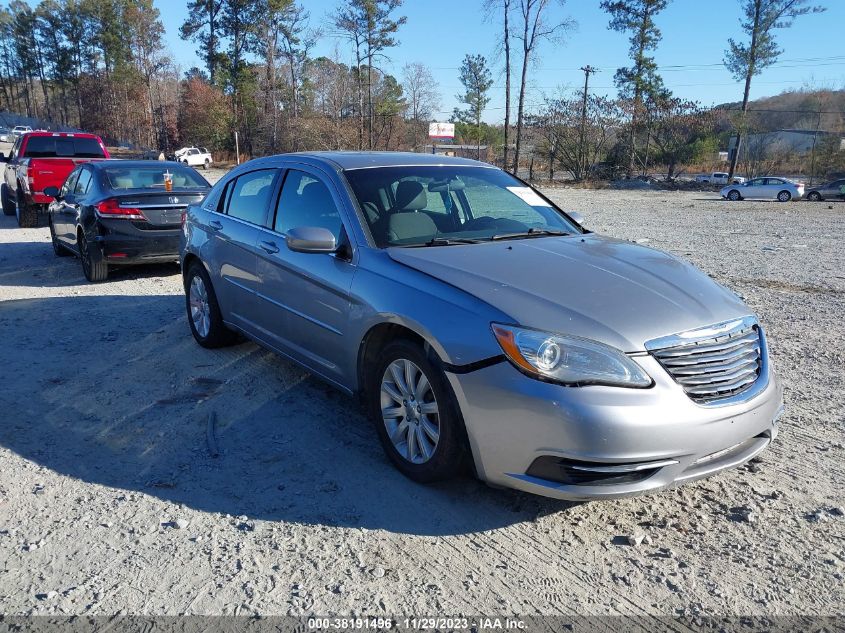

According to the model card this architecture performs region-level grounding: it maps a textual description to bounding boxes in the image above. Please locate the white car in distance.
[175,146,212,170]
[721,177,805,202]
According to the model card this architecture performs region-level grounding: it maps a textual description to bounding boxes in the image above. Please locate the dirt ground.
[0,187,843,619]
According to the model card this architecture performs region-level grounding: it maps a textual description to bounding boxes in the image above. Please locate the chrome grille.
[647,318,763,404]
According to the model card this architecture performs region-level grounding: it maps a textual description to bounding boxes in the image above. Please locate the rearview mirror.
[568,211,584,225]
[286,226,337,254]
[43,186,61,199]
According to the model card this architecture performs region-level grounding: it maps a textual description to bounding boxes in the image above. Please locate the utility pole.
[809,109,821,186]
[579,65,597,180]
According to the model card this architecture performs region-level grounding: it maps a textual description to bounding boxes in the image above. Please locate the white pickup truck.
[696,172,746,185]
[174,146,212,169]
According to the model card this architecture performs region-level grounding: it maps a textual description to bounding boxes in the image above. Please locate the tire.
[727,189,742,201]
[368,339,467,483]
[1,183,15,216]
[777,190,792,202]
[807,191,822,202]
[78,230,108,282]
[203,159,210,170]
[15,193,38,228]
[49,219,70,257]
[184,261,238,348]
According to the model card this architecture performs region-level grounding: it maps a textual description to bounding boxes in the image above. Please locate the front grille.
[648,318,762,404]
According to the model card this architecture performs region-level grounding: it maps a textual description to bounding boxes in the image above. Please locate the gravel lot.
[0,185,843,619]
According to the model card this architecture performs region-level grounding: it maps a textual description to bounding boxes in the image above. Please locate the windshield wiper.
[490,228,571,241]
[419,236,486,247]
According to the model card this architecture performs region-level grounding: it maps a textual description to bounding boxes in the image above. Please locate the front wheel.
[777,190,792,202]
[184,261,237,348]
[806,191,822,202]
[727,189,741,201]
[1,184,15,216]
[49,219,70,256]
[369,339,467,483]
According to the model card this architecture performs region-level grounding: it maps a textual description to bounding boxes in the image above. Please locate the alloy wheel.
[380,358,440,464]
[777,191,791,202]
[189,275,211,338]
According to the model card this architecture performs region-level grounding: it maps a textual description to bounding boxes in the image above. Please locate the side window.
[62,169,80,196]
[225,169,277,226]
[274,169,342,240]
[74,168,92,195]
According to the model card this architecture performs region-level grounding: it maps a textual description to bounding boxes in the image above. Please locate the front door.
[252,167,357,387]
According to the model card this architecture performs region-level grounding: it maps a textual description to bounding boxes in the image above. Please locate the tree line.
[0,0,838,181]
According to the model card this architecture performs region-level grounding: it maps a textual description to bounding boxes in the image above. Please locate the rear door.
[251,166,357,386]
[202,168,280,331]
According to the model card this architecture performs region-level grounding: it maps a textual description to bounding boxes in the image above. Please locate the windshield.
[103,165,209,190]
[344,165,579,247]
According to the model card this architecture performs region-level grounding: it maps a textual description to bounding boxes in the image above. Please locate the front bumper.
[446,354,783,501]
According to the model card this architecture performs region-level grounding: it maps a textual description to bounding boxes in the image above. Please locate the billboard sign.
[428,122,455,140]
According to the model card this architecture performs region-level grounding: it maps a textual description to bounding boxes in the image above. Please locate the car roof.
[22,131,101,139]
[278,151,495,170]
[89,159,197,170]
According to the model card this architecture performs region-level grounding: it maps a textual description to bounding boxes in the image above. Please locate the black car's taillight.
[95,198,146,221]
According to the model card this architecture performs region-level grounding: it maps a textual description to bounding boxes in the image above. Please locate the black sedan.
[45,160,210,282]
[805,178,845,202]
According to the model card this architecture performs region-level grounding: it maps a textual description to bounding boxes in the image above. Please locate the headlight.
[491,323,652,388]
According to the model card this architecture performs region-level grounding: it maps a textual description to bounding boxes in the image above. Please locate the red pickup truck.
[1,131,109,227]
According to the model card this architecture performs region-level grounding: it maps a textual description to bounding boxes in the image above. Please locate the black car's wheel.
[1,184,15,216]
[368,339,467,483]
[15,192,38,228]
[807,191,822,202]
[49,219,70,257]
[777,190,792,202]
[184,261,237,348]
[727,189,742,201]
[78,230,108,282]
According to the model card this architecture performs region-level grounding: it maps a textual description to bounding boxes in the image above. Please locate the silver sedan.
[721,177,804,201]
[180,152,783,501]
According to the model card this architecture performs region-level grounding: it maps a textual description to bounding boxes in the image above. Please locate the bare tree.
[401,62,440,151]
[512,0,575,174]
[483,0,513,170]
[724,0,825,183]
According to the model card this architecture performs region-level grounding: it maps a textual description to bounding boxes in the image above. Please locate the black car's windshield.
[103,165,209,190]
[343,165,579,247]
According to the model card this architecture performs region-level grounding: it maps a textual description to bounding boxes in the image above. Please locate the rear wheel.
[807,191,822,202]
[777,190,792,202]
[727,189,741,201]
[49,219,70,257]
[184,261,237,348]
[78,230,108,282]
[15,193,38,228]
[1,184,15,216]
[368,339,467,483]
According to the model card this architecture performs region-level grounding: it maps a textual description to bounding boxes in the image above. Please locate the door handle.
[259,240,279,254]
[209,220,223,231]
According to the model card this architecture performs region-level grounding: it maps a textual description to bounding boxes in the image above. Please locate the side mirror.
[0,152,6,163]
[568,211,585,225]
[286,226,337,254]
[43,185,61,199]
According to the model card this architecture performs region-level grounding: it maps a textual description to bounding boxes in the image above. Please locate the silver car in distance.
[180,152,784,501]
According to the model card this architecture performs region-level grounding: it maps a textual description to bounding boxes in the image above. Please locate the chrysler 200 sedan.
[180,152,784,501]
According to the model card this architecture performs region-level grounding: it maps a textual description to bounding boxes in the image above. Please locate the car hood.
[388,234,751,352]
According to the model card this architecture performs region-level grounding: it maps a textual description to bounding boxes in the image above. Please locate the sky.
[156,0,844,123]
